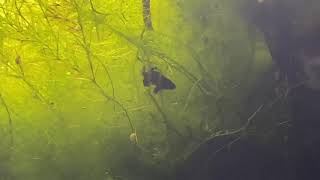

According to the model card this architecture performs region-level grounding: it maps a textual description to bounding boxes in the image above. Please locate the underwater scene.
[0,0,320,179]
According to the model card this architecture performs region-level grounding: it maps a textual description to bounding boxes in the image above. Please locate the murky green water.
[0,0,282,180]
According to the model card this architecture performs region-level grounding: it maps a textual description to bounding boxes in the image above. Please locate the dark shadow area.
[176,1,320,179]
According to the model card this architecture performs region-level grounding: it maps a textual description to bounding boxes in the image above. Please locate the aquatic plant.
[0,0,280,179]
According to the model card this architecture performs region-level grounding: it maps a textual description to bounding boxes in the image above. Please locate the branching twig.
[188,104,265,161]
[153,51,212,96]
[150,31,217,91]
[267,80,306,109]
[92,80,134,132]
[92,55,116,103]
[73,1,96,81]
[72,0,135,133]
[89,0,110,16]
[207,135,242,161]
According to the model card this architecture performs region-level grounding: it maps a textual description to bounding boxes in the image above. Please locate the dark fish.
[142,67,176,93]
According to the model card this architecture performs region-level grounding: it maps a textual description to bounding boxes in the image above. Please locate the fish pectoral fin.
[161,77,176,89]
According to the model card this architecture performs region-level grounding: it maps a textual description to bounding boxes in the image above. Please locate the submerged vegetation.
[0,0,286,179]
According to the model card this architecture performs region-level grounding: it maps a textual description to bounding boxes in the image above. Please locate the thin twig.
[0,94,13,146]
[207,135,242,161]
[72,0,134,132]
[92,80,134,132]
[73,0,96,81]
[147,91,184,137]
[142,0,153,30]
[188,104,264,160]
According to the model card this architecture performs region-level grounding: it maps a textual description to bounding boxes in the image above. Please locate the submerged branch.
[100,62,115,101]
[142,0,153,30]
[154,31,216,87]
[147,91,184,138]
[153,51,212,96]
[98,59,116,111]
[72,0,98,82]
[94,24,214,98]
[92,80,135,133]
[72,1,134,133]
[187,104,265,160]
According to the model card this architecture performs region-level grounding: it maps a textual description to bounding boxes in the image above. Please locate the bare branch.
[142,0,153,30]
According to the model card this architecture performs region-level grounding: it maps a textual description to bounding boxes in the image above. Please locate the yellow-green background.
[0,0,273,179]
